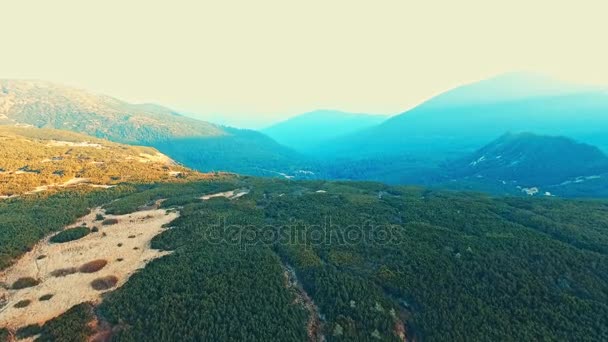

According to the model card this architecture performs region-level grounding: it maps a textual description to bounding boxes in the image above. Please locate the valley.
[1,76,608,341]
[3,2,607,341]
[1,178,607,341]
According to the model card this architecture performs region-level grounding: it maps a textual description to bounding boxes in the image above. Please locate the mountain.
[2,178,608,340]
[262,110,387,153]
[0,80,224,144]
[153,127,317,178]
[0,126,206,197]
[320,73,608,160]
[0,80,311,178]
[441,133,608,197]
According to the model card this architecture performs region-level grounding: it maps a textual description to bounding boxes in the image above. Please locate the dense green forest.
[1,178,608,341]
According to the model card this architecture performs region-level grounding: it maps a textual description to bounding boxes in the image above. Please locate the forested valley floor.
[1,177,607,341]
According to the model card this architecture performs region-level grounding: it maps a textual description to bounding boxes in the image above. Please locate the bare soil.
[0,206,177,330]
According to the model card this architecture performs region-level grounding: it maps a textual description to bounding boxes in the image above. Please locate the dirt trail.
[282,263,325,342]
[0,206,178,330]
[200,189,249,201]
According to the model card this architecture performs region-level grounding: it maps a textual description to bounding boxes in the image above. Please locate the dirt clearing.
[0,206,178,330]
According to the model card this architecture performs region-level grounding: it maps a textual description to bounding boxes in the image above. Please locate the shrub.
[12,277,39,289]
[50,227,90,243]
[37,255,47,260]
[14,299,31,308]
[91,276,118,291]
[50,267,78,277]
[37,303,94,342]
[39,294,54,301]
[79,260,108,273]
[16,324,42,339]
[0,328,9,342]
[95,214,105,221]
[102,218,119,226]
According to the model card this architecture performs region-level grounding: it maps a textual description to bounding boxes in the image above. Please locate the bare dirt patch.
[200,189,250,201]
[0,206,178,330]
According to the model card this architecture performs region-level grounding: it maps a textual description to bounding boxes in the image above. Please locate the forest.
[1,177,607,341]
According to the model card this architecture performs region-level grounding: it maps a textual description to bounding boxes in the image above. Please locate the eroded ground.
[0,206,178,330]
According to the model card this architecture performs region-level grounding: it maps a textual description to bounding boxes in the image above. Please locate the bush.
[79,260,107,273]
[50,267,78,277]
[39,294,54,301]
[14,299,31,308]
[95,213,105,221]
[0,328,10,341]
[91,276,118,291]
[12,277,39,289]
[91,226,99,233]
[102,218,119,226]
[16,324,42,339]
[50,227,90,243]
[37,303,94,342]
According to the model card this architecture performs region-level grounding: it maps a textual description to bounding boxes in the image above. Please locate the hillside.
[319,73,608,160]
[152,127,317,179]
[0,80,317,178]
[0,126,206,197]
[262,110,387,153]
[447,133,608,184]
[0,80,224,144]
[441,133,608,197]
[1,179,607,341]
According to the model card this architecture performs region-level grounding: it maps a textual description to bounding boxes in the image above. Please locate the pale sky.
[2,0,607,128]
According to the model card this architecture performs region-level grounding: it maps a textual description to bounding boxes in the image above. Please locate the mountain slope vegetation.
[152,127,316,178]
[1,179,607,341]
[0,126,206,196]
[0,80,315,178]
[0,80,224,144]
[440,133,608,197]
[319,73,608,160]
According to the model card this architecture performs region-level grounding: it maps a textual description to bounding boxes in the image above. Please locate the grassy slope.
[0,126,209,196]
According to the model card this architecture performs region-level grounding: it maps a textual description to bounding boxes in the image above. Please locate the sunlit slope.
[0,126,206,196]
[0,80,224,144]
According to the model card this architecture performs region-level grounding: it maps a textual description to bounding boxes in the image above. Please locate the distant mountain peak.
[448,132,608,186]
[424,72,603,108]
[263,110,387,152]
[0,79,224,144]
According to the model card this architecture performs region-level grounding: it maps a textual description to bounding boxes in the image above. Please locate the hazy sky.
[3,0,607,128]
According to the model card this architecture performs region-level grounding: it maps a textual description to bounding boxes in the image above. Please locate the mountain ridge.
[317,73,608,160]
[262,109,388,153]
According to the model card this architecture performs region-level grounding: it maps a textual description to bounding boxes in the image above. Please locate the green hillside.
[2,178,607,341]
